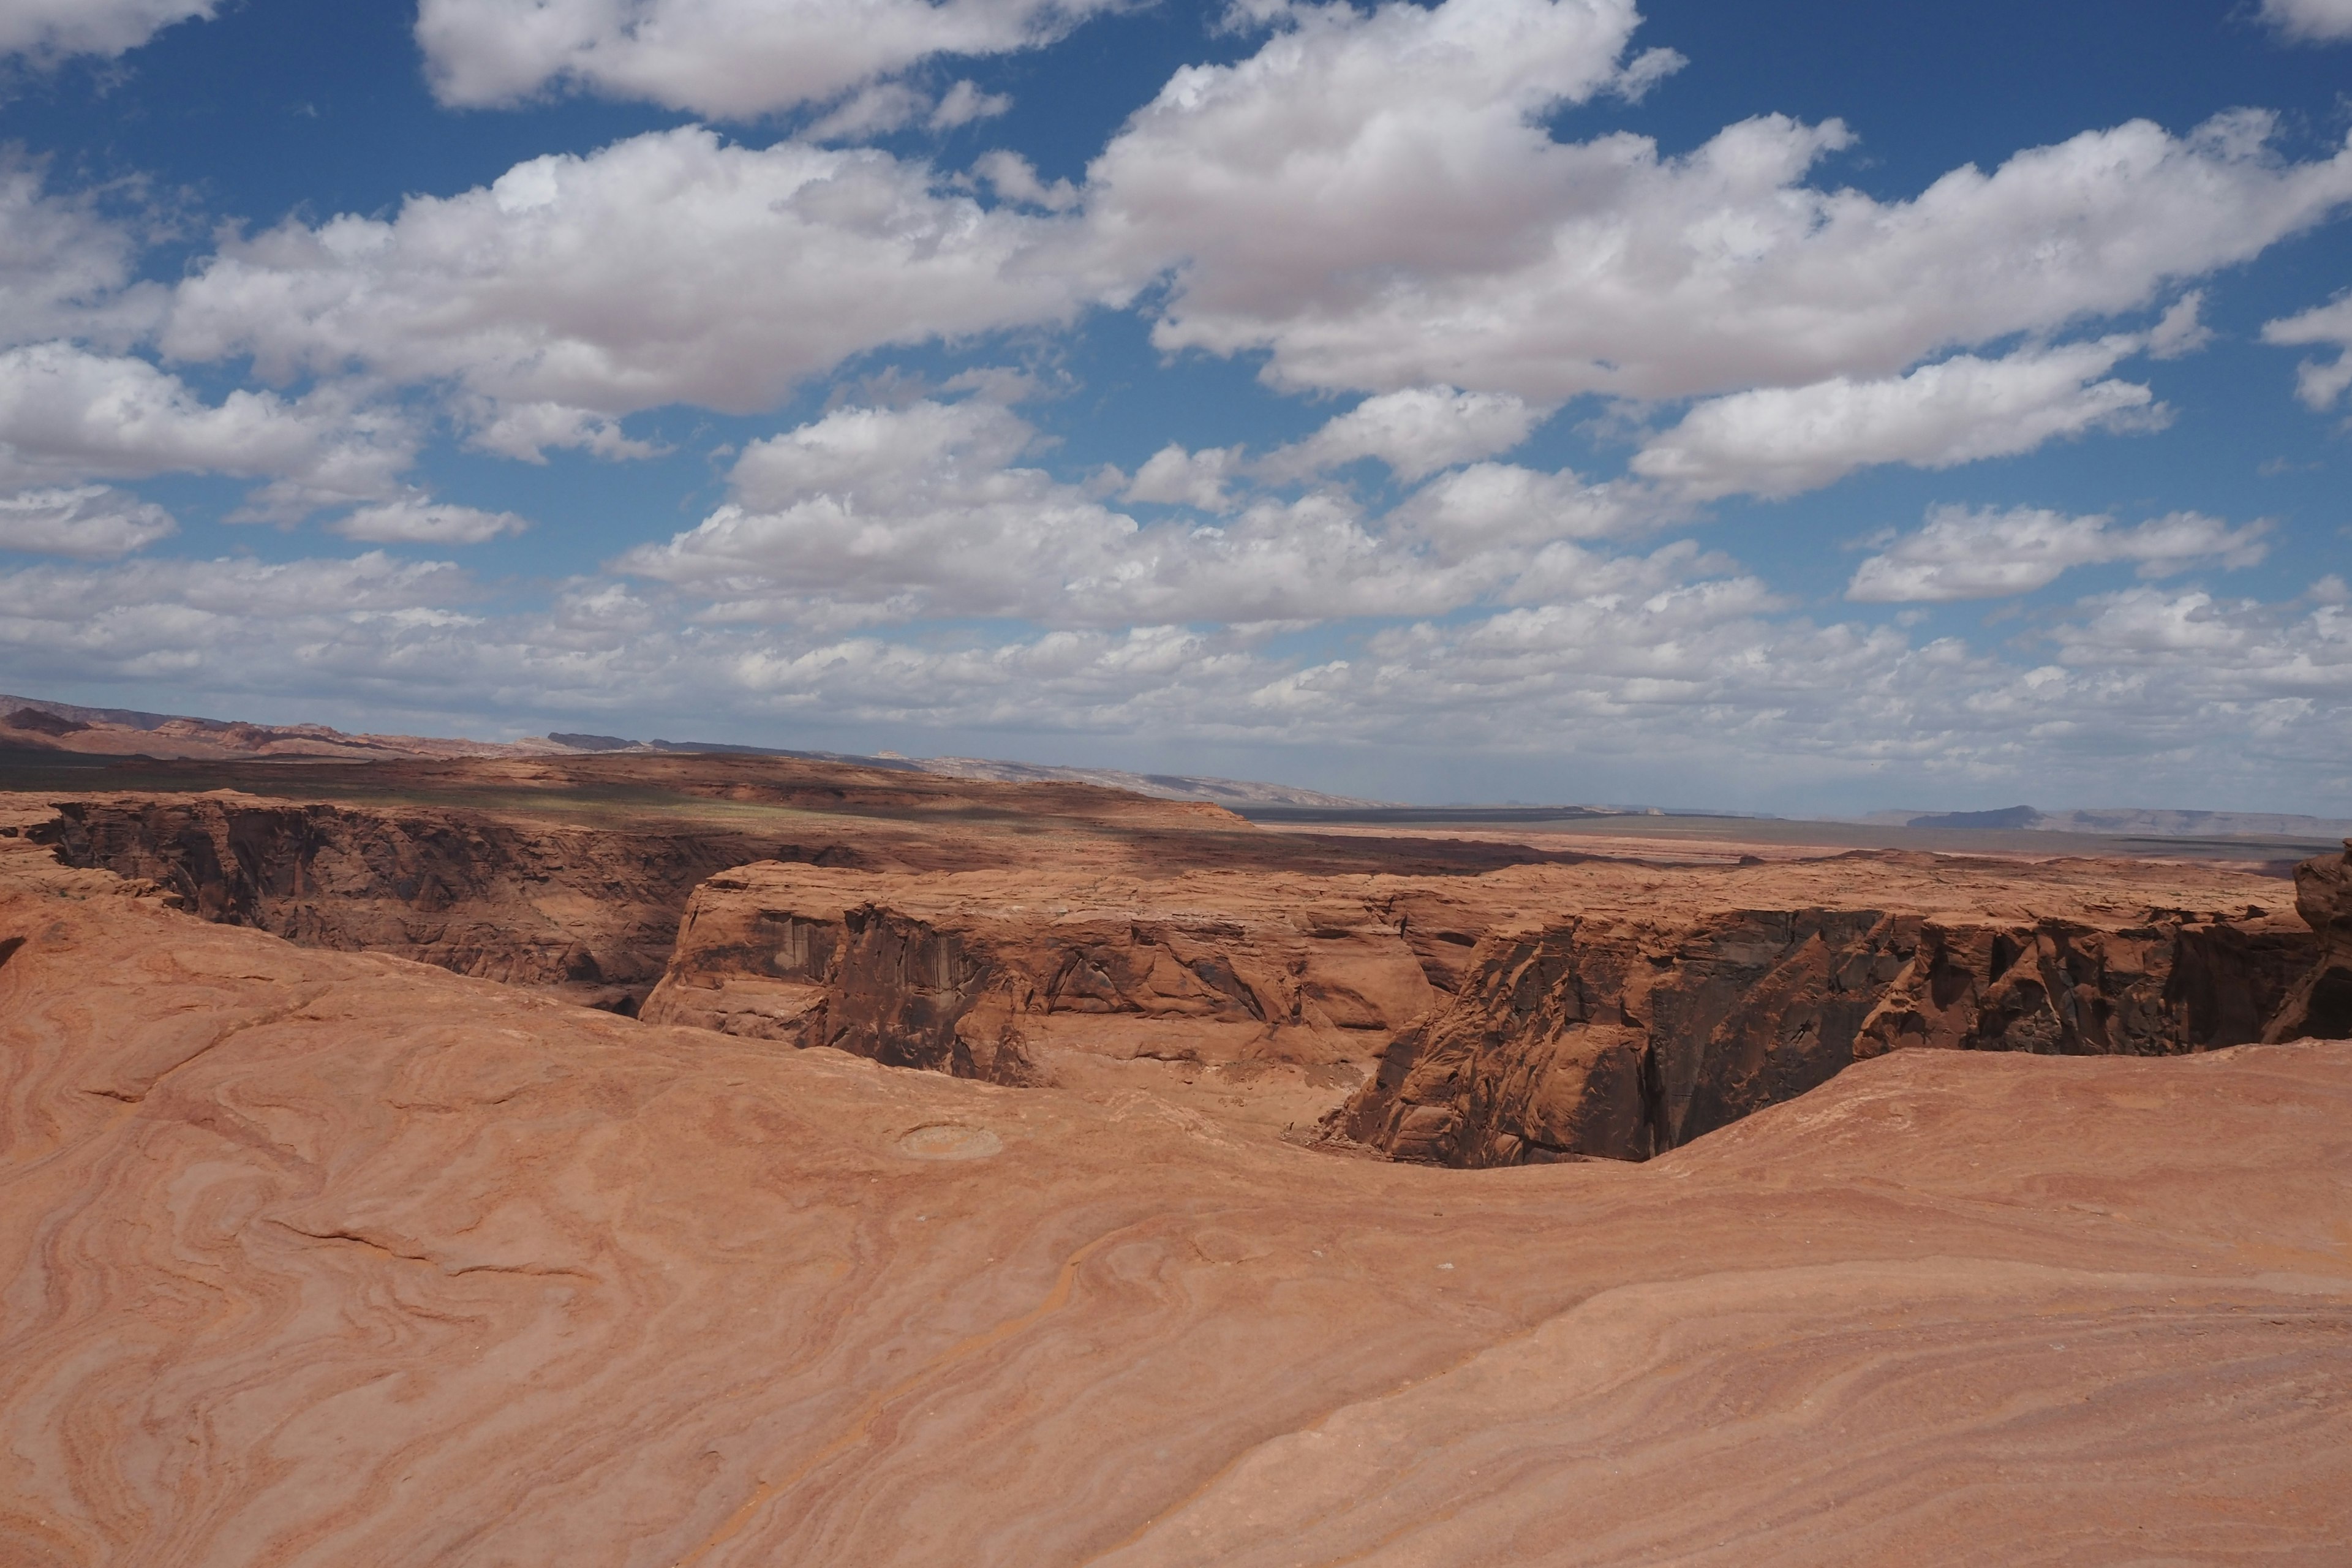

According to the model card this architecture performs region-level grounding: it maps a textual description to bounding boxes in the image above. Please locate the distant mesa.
[5,707,88,737]
[547,732,639,752]
[1907,805,2045,829]
[1884,803,2352,840]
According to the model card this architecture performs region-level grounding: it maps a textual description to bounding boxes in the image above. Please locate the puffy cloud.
[331,497,531,546]
[1847,505,2271,603]
[2261,291,2352,410]
[1631,339,2164,501]
[0,485,175,558]
[931,79,1014,129]
[1125,443,1244,513]
[973,151,1080,212]
[2261,0,2352,42]
[413,0,1116,118]
[0,342,414,517]
[1257,385,1544,483]
[2147,292,2212,360]
[0,158,160,350]
[0,0,213,62]
[0,552,481,693]
[1385,461,1637,553]
[162,129,1096,451]
[622,398,1145,625]
[13,526,2346,807]
[621,398,1497,627]
[1085,0,2352,401]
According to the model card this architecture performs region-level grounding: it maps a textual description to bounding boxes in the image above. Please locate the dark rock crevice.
[1335,892,2330,1168]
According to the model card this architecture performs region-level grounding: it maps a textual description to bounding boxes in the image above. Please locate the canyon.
[3,748,2350,1564]
[17,752,2346,1161]
[1,804,2348,1565]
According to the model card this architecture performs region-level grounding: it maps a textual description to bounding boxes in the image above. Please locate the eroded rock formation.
[31,794,784,1001]
[640,864,1494,1084]
[2,818,2347,1565]
[2266,839,2352,1042]
[17,755,1578,1012]
[639,851,2320,1162]
[1333,860,2317,1166]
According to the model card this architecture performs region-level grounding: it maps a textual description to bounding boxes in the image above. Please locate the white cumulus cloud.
[0,342,414,518]
[331,497,531,546]
[0,0,213,62]
[2262,291,2352,409]
[1125,443,1245,513]
[1847,505,2271,603]
[163,129,1095,453]
[1084,0,2352,402]
[621,398,1499,628]
[0,485,175,558]
[413,0,1117,118]
[1257,386,1545,483]
[2262,0,2352,42]
[0,157,162,350]
[1631,339,2165,501]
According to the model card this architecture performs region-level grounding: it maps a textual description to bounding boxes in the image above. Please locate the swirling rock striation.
[1,830,2346,1565]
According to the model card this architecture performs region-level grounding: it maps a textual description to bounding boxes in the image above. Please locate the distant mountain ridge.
[1871,804,2352,840]
[0,695,1387,809]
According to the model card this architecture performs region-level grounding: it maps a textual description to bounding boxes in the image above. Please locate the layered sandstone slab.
[20,755,1570,1011]
[31,792,790,996]
[2267,840,2352,1042]
[639,862,1512,1084]
[1323,850,2313,1165]
[635,851,2309,1160]
[2,840,2346,1565]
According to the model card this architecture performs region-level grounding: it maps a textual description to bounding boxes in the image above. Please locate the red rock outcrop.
[2266,839,2352,1041]
[2,829,2346,1565]
[18,754,1580,1011]
[640,863,1494,1085]
[31,793,793,1001]
[1332,855,2313,1166]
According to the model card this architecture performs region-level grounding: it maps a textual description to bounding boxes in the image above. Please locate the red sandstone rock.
[639,863,1480,1083]
[2266,839,2352,1041]
[1333,855,2313,1166]
[0,831,2346,1565]
[23,756,1564,1012]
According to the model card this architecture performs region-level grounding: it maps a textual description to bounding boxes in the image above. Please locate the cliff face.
[2265,840,2352,1042]
[638,864,1479,1084]
[7,812,2350,1566]
[1338,902,2315,1166]
[31,796,783,1001]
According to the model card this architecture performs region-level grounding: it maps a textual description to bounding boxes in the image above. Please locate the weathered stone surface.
[32,793,782,998]
[2266,839,2352,1042]
[21,754,1583,1014]
[641,864,1472,1085]
[1335,856,2316,1166]
[2,832,2347,1566]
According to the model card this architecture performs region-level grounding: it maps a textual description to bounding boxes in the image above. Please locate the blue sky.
[0,0,2348,812]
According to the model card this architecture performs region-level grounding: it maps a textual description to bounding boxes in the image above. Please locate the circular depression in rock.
[894,1123,1005,1161]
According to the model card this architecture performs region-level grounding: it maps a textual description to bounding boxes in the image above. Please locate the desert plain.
[2,726,2349,1566]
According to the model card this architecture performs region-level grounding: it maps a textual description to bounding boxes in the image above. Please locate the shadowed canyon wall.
[2266,842,2352,1043]
[28,797,794,1002]
[24,780,2346,1167]
[638,864,1495,1086]
[1336,897,2324,1166]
